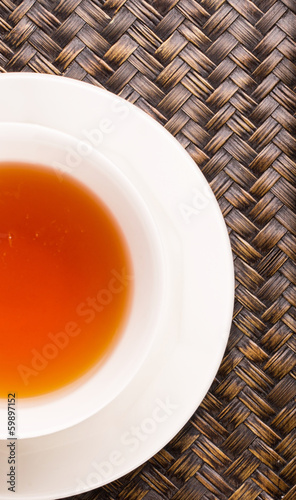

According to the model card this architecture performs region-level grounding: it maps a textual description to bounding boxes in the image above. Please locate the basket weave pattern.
[0,1,295,499]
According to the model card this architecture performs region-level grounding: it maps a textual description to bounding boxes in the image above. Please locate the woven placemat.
[1,1,295,499]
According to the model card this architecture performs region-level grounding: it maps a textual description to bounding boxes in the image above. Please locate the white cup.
[0,123,166,439]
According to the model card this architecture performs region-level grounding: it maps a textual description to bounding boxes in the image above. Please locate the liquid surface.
[0,162,133,398]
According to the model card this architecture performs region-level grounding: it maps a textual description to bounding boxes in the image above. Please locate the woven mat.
[1,1,295,499]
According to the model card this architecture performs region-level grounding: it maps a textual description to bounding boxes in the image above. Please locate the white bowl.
[0,123,167,439]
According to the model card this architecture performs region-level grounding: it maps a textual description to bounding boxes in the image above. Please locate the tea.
[0,162,133,398]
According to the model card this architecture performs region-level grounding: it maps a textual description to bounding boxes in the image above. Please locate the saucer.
[0,73,234,499]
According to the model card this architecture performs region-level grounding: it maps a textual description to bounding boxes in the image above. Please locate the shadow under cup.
[0,123,166,439]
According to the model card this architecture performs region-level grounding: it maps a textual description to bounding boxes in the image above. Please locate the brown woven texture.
[1,1,296,499]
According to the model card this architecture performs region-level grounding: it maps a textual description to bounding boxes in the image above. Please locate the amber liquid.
[0,162,133,398]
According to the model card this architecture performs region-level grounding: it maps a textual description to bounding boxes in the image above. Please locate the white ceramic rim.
[0,122,168,439]
[0,73,234,499]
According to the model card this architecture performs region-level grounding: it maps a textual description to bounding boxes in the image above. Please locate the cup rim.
[0,122,168,439]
